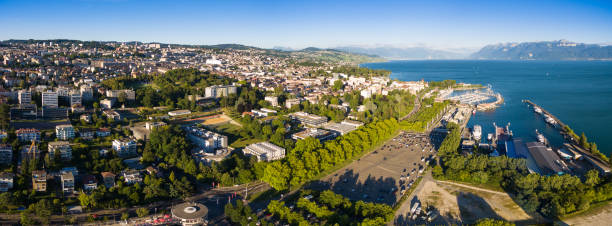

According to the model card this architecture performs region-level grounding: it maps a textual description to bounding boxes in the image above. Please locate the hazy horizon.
[1,0,611,50]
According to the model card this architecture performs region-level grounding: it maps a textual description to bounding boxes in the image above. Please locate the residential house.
[122,170,142,185]
[82,175,98,191]
[32,170,47,192]
[61,172,75,194]
[100,172,116,188]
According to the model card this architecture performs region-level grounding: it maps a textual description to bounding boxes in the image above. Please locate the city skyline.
[1,0,612,50]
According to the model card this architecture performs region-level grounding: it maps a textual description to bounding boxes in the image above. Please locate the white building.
[18,90,31,105]
[185,126,228,152]
[168,110,191,116]
[285,98,302,109]
[145,121,167,130]
[244,142,285,161]
[42,91,59,107]
[55,124,75,140]
[122,170,142,184]
[100,98,115,109]
[251,108,277,117]
[112,139,137,157]
[204,85,237,98]
[264,96,279,107]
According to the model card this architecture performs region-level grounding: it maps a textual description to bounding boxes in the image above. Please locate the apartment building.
[55,124,75,140]
[32,170,47,192]
[48,141,72,161]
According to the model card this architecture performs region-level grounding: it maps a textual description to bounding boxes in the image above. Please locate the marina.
[442,86,504,111]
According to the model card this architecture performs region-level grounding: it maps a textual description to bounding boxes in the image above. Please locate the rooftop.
[172,202,208,220]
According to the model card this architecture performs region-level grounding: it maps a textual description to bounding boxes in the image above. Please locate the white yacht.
[472,125,482,141]
[534,106,543,114]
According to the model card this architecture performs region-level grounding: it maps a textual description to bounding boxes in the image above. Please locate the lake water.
[362,60,612,156]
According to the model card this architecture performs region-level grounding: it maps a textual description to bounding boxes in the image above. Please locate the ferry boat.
[472,125,482,141]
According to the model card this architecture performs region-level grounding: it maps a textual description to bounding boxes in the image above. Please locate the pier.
[524,99,611,174]
[523,100,568,129]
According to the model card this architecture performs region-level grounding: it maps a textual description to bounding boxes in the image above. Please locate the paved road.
[401,94,422,121]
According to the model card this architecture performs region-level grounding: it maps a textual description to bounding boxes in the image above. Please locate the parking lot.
[311,131,441,206]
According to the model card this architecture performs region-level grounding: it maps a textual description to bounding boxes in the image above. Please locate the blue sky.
[1,0,611,49]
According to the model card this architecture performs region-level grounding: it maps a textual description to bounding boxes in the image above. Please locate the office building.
[42,91,58,107]
[17,90,31,105]
[244,142,285,161]
[291,128,336,141]
[289,112,328,127]
[69,90,82,106]
[41,106,68,119]
[204,85,237,98]
[185,126,228,152]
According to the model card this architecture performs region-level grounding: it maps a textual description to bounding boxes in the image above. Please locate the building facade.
[55,124,75,140]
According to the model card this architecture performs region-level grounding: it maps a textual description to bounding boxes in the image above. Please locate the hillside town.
[1,40,611,226]
[0,40,433,225]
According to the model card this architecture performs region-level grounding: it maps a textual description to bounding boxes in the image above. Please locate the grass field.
[230,138,264,148]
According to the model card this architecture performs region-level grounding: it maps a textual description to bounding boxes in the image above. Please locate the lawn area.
[213,123,242,135]
[230,138,264,148]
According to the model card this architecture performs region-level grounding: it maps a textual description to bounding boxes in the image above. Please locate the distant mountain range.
[5,39,611,61]
[470,40,612,60]
[331,46,471,60]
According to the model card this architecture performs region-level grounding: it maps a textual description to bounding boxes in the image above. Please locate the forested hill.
[471,40,612,60]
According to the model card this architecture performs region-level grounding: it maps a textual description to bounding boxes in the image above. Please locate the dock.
[524,99,611,174]
[523,100,568,129]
